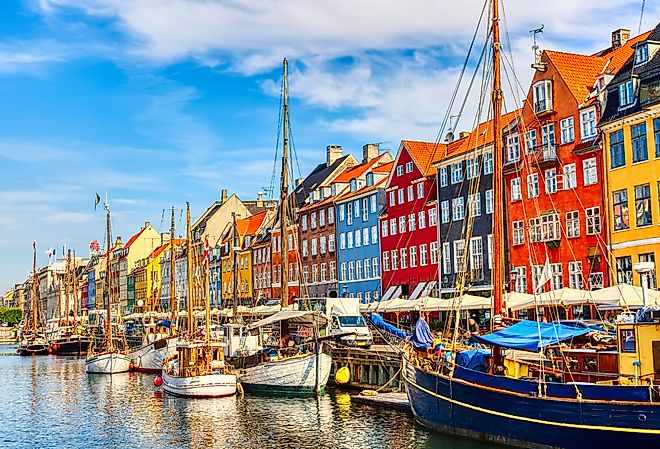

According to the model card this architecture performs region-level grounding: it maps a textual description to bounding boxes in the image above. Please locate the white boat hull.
[237,352,332,394]
[86,351,131,374]
[130,336,177,372]
[162,368,237,398]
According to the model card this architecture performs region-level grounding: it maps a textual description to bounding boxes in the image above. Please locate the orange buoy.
[129,361,135,371]
[153,374,163,387]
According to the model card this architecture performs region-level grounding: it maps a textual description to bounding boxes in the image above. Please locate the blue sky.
[0,0,657,291]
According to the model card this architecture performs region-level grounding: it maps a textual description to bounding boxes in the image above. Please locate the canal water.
[0,345,496,449]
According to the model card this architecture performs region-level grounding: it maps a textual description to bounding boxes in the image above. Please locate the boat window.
[583,356,597,372]
[620,329,636,352]
[338,316,367,327]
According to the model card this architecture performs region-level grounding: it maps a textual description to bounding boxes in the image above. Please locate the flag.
[203,238,210,269]
[94,193,101,210]
[45,248,55,258]
[535,255,552,294]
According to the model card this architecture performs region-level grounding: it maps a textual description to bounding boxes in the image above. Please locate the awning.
[247,309,328,331]
[420,281,437,298]
[472,320,592,352]
[381,285,402,302]
[409,282,426,300]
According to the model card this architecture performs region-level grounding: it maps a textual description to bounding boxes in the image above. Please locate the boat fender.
[153,374,163,387]
[360,390,378,397]
[129,361,135,371]
[236,382,244,398]
[335,366,351,385]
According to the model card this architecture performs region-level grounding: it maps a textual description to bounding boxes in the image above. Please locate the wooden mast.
[73,250,78,324]
[204,238,211,343]
[170,207,176,325]
[32,241,38,333]
[186,202,193,338]
[66,249,71,326]
[279,57,290,308]
[105,205,113,350]
[232,212,239,319]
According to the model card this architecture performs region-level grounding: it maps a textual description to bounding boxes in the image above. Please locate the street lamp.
[633,262,655,307]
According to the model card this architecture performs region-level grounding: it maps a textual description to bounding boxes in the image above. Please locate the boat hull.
[162,370,237,398]
[403,357,660,449]
[52,335,92,356]
[130,336,177,373]
[18,336,50,356]
[85,351,131,374]
[237,352,332,396]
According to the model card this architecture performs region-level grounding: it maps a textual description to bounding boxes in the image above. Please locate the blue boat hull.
[403,357,660,449]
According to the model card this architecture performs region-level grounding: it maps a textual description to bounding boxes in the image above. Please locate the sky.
[0,0,657,292]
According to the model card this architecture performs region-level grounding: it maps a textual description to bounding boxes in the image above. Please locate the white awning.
[409,282,426,300]
[382,285,402,302]
[246,309,328,331]
[420,281,437,298]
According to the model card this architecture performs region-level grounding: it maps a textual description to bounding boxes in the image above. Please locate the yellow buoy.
[335,366,351,384]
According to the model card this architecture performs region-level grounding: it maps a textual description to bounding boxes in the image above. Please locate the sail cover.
[411,317,433,350]
[368,313,410,340]
[472,320,592,352]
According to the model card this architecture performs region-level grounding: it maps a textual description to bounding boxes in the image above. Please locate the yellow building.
[600,27,660,289]
[133,241,182,312]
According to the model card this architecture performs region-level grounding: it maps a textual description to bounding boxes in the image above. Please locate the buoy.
[335,366,351,385]
[47,347,52,354]
[53,344,59,352]
[129,361,135,371]
[15,348,20,354]
[153,374,163,387]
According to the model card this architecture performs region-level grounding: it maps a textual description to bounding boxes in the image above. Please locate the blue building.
[335,162,392,303]
[209,245,223,308]
[87,266,96,309]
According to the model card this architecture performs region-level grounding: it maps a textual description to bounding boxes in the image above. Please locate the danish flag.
[203,238,210,269]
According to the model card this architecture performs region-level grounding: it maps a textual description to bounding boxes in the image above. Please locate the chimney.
[256,191,263,208]
[445,131,455,143]
[221,189,228,203]
[362,143,379,163]
[326,144,343,166]
[144,221,150,229]
[611,28,630,49]
[115,236,123,248]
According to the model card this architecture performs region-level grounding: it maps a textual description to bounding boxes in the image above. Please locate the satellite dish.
[137,299,144,307]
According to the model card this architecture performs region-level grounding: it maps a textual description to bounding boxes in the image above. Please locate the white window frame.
[566,210,580,238]
[533,79,553,113]
[583,157,597,186]
[560,116,574,144]
[580,107,597,140]
[527,173,539,198]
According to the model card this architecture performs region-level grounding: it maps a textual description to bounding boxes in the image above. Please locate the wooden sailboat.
[18,241,50,356]
[161,202,236,397]
[229,58,332,395]
[85,202,131,374]
[403,1,660,447]
[130,207,178,372]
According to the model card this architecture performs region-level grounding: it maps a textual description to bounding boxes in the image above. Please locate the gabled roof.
[123,226,149,250]
[293,154,357,207]
[593,30,652,74]
[400,140,448,177]
[332,153,389,183]
[336,177,388,203]
[372,161,394,173]
[545,51,606,104]
[237,210,271,237]
[149,239,186,259]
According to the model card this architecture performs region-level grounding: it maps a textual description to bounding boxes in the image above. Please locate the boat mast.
[232,212,239,319]
[66,249,71,326]
[280,57,290,308]
[105,205,113,350]
[170,207,176,325]
[204,238,211,343]
[32,241,38,333]
[186,202,193,338]
[73,250,78,324]
[491,0,504,322]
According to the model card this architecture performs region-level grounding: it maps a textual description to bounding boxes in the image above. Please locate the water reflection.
[0,345,496,449]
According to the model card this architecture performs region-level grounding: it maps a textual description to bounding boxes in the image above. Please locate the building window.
[302,240,309,257]
[311,212,317,229]
[551,263,563,290]
[453,239,466,273]
[407,185,414,202]
[525,130,537,153]
[545,168,557,193]
[440,167,448,186]
[361,198,368,221]
[347,232,353,249]
[319,209,326,227]
[347,262,354,281]
[328,207,335,224]
[484,152,493,174]
[311,238,318,255]
[440,201,450,223]
[451,198,463,221]
[527,173,539,198]
[418,211,427,229]
[610,130,625,168]
[391,250,398,270]
[612,189,629,231]
[566,211,580,238]
[301,215,308,231]
[396,165,403,177]
[507,134,520,162]
[328,234,335,252]
[372,257,379,277]
[487,234,493,269]
[389,191,396,207]
[399,216,406,234]
[354,200,360,218]
[381,221,388,238]
[420,244,428,266]
[563,163,577,189]
[363,258,370,278]
[655,118,660,158]
[468,193,481,217]
[330,262,336,281]
[405,161,413,173]
[320,236,327,254]
[511,178,521,201]
[398,189,404,204]
[362,228,369,246]
[430,241,439,265]
[515,267,527,293]
[389,218,397,236]
[635,43,649,64]
[469,237,484,279]
[409,246,417,268]
[355,260,362,280]
[568,261,583,289]
[408,213,416,231]
[417,182,424,199]
[586,207,601,235]
[616,256,632,284]
[560,117,574,144]
[371,226,377,244]
[441,242,450,274]
[382,253,389,272]
[512,220,524,245]
[347,203,353,225]
[451,162,463,184]
[369,196,376,214]
[619,80,635,107]
[355,229,361,248]
[634,183,652,227]
[632,122,648,163]
[580,108,597,140]
[320,263,327,282]
[541,122,556,150]
[533,80,552,113]
[484,189,493,214]
[541,213,560,241]
[583,158,597,186]
[429,207,438,226]
[639,253,656,289]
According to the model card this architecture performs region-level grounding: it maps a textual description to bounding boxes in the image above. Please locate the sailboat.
[227,58,332,395]
[86,201,132,374]
[129,207,178,372]
[18,241,50,356]
[161,202,236,397]
[51,249,92,356]
[403,1,660,447]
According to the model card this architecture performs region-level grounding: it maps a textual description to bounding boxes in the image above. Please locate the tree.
[0,308,23,326]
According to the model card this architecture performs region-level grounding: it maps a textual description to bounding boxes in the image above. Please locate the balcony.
[534,100,553,117]
[530,144,559,168]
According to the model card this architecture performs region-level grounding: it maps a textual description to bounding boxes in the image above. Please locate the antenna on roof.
[530,25,546,71]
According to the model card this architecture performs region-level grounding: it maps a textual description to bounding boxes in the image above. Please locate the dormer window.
[350,179,357,192]
[533,80,553,113]
[366,173,374,187]
[619,80,635,107]
[635,43,649,65]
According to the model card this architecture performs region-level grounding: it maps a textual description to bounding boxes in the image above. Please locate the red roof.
[336,177,388,202]
[123,226,148,250]
[149,239,186,259]
[594,30,652,74]
[401,140,448,177]
[372,161,394,173]
[332,153,389,183]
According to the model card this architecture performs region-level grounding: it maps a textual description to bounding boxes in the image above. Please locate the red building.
[504,31,641,304]
[270,224,300,304]
[251,231,273,301]
[379,140,446,300]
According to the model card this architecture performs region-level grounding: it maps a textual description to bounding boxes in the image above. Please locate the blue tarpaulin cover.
[368,313,410,340]
[472,320,592,352]
[155,320,171,328]
[455,349,491,372]
[411,317,433,350]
